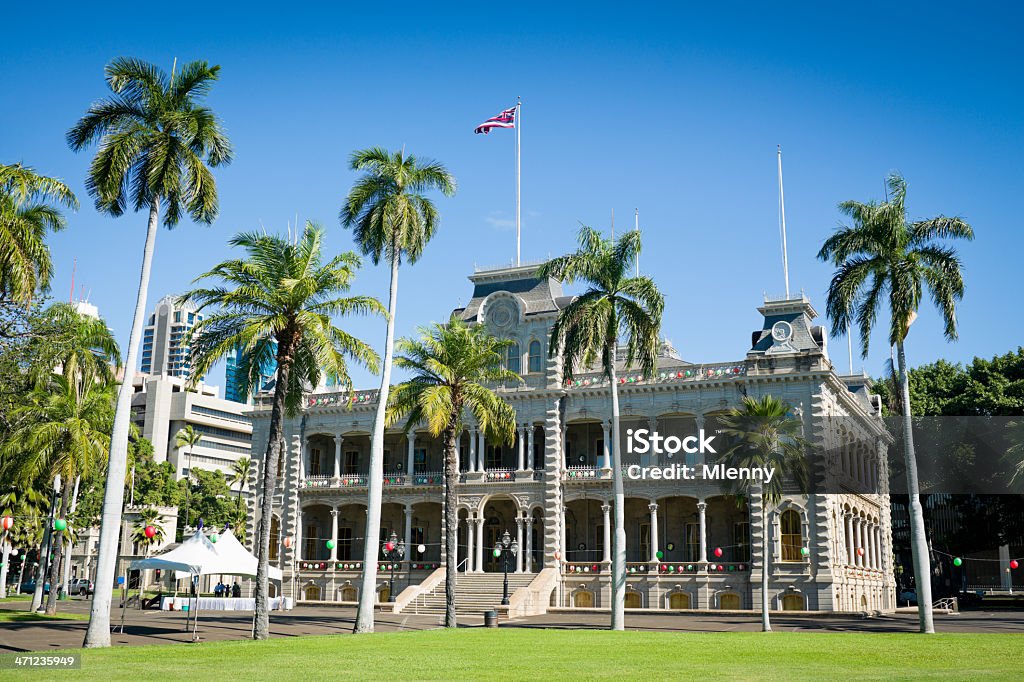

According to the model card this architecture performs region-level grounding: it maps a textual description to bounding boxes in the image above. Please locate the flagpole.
[515,97,521,266]
[777,145,791,299]
[634,208,640,276]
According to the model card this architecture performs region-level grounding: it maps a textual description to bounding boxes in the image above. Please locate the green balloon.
[953,557,963,567]
[656,550,664,559]
[53,519,67,531]
[800,547,809,556]
[326,540,336,549]
[492,548,501,558]
[210,533,219,543]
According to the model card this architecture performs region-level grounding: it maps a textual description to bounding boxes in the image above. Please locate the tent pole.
[192,583,200,642]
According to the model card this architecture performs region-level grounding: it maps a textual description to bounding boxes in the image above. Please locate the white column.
[299,440,307,481]
[697,499,708,564]
[999,544,1013,590]
[855,518,864,567]
[406,433,416,476]
[873,526,881,570]
[468,428,477,473]
[404,505,414,564]
[602,421,612,470]
[601,504,612,564]
[465,517,474,572]
[515,515,524,572]
[560,506,567,564]
[560,426,568,471]
[334,435,343,479]
[694,415,706,466]
[329,509,339,562]
[525,514,534,572]
[517,426,525,471]
[478,431,486,472]
[526,425,535,470]
[845,515,854,564]
[865,522,873,569]
[649,503,659,562]
[473,516,485,569]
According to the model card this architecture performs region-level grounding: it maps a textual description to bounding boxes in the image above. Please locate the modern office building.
[130,374,253,481]
[247,263,896,614]
[225,342,278,404]
[140,295,203,379]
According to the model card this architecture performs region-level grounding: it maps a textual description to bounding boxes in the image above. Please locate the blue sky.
[4,3,1022,390]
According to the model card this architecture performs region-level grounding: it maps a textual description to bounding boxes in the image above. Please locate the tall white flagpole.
[516,97,522,266]
[777,145,791,299]
[634,208,640,276]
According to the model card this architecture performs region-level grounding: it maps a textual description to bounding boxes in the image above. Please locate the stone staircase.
[402,572,536,615]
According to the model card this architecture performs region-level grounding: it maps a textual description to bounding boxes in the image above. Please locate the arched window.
[780,509,803,561]
[506,342,521,374]
[269,517,280,561]
[528,340,543,373]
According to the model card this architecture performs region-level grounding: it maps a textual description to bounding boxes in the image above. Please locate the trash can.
[484,610,498,627]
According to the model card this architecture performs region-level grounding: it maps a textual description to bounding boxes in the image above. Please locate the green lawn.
[0,610,88,622]
[1,629,1022,681]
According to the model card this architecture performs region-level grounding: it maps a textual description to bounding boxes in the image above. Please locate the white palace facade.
[246,263,897,614]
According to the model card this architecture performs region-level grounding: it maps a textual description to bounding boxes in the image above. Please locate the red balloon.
[385,541,395,552]
[1,516,12,531]
[283,536,293,548]
[714,547,723,558]
[1011,560,1020,570]
[554,551,561,560]
[857,547,865,556]
[144,525,156,539]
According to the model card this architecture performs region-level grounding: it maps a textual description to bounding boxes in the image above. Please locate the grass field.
[1,629,1021,681]
[0,610,88,622]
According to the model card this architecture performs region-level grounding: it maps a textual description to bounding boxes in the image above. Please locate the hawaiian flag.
[474,106,517,134]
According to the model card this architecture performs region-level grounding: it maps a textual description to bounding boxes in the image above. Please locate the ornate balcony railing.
[337,475,367,487]
[563,562,604,574]
[297,559,442,572]
[412,471,443,485]
[302,475,333,489]
[563,466,607,481]
[305,389,380,409]
[382,473,406,486]
[484,469,516,482]
[564,361,747,390]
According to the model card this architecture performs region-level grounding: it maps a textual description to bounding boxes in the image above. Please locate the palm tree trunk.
[0,535,10,600]
[443,425,458,628]
[355,248,400,634]
[607,343,626,631]
[253,346,292,640]
[896,340,934,633]
[84,197,160,648]
[761,502,771,632]
[45,488,72,615]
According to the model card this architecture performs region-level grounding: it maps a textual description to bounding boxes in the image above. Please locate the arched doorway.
[719,593,740,609]
[481,497,519,572]
[341,586,357,602]
[378,586,390,603]
[860,594,868,610]
[303,584,321,600]
[574,590,594,607]
[669,592,690,609]
[624,591,642,608]
[782,593,805,611]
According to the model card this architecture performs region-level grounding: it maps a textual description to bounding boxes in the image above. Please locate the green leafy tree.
[538,226,664,631]
[386,320,519,627]
[174,426,202,537]
[0,163,78,305]
[131,507,166,556]
[1,372,114,615]
[0,487,47,598]
[715,395,809,632]
[68,57,232,648]
[340,147,455,634]
[818,172,973,634]
[182,221,381,640]
[227,456,251,512]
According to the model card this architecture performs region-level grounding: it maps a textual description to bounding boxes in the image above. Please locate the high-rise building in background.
[225,342,278,404]
[140,295,203,380]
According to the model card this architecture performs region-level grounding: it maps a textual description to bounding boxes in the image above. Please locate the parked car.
[18,580,63,596]
[69,578,94,595]
[898,589,917,605]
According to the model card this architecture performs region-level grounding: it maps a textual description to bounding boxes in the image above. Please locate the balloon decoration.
[857,547,865,557]
[144,525,156,539]
[492,548,501,558]
[713,547,723,558]
[800,547,809,557]
[417,544,426,554]
[953,557,962,567]
[210,533,219,543]
[53,519,67,531]
[283,536,293,548]
[656,550,664,559]
[1,516,12,531]
[1011,560,1020,570]
[554,551,561,560]
[385,541,395,552]
[326,540,336,549]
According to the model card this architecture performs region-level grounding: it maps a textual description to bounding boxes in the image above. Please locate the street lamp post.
[381,531,405,602]
[493,530,519,606]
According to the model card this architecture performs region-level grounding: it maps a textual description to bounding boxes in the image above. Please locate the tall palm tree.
[818,172,973,634]
[716,395,809,632]
[0,488,47,599]
[538,226,663,631]
[68,57,232,648]
[174,426,202,538]
[386,320,519,627]
[181,221,382,640]
[0,163,78,304]
[228,456,251,512]
[34,303,121,389]
[131,507,166,556]
[2,373,114,615]
[340,147,455,633]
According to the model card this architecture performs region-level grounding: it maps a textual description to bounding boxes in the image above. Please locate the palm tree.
[386,320,519,627]
[0,488,47,599]
[715,395,809,632]
[131,507,166,556]
[227,456,251,512]
[181,221,382,640]
[818,172,973,634]
[538,226,663,631]
[174,426,202,538]
[0,163,78,304]
[35,303,121,389]
[340,147,455,633]
[68,57,232,648]
[2,373,114,615]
